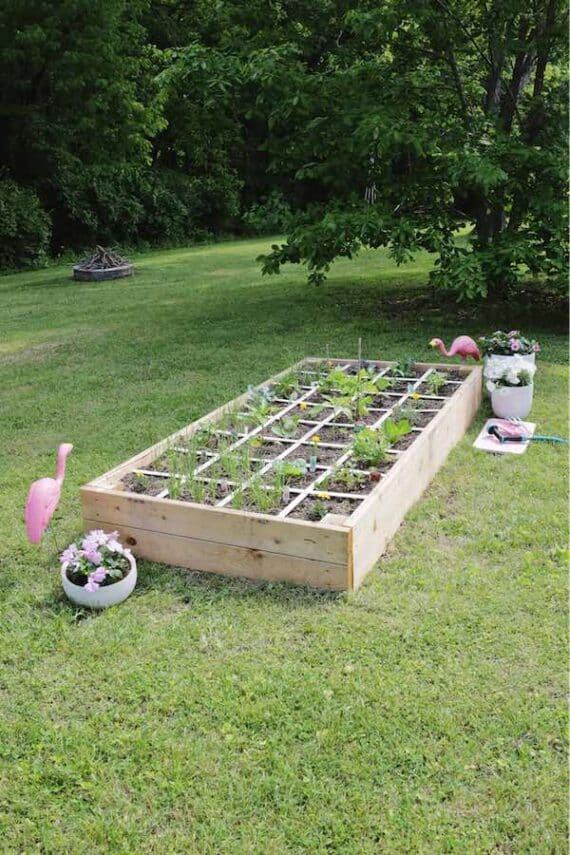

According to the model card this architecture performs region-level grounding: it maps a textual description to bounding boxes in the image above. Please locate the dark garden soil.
[287,403,332,420]
[330,409,385,426]
[289,496,363,521]
[416,397,445,410]
[246,439,295,460]
[122,473,167,496]
[411,411,440,428]
[416,381,459,398]
[386,379,417,394]
[316,425,355,444]
[296,444,345,465]
[391,432,421,451]
[275,470,327,490]
[370,394,394,408]
[319,474,375,496]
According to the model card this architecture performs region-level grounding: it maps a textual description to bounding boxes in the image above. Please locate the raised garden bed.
[81,358,482,591]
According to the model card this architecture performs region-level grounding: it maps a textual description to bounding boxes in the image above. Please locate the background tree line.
[0,0,567,298]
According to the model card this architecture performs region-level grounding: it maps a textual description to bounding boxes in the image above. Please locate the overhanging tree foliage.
[255,0,568,298]
[0,0,567,296]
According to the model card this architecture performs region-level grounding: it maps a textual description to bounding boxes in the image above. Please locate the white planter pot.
[491,384,534,420]
[61,552,137,608]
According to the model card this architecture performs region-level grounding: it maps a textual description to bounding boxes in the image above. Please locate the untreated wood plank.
[83,519,347,591]
[81,486,349,565]
[350,366,482,590]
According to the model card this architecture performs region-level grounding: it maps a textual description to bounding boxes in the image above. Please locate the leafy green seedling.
[351,428,390,467]
[307,499,330,521]
[272,458,307,480]
[392,400,422,426]
[392,357,416,377]
[271,415,299,438]
[383,418,412,445]
[426,371,447,396]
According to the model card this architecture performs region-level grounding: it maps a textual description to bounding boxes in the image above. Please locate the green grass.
[0,238,568,853]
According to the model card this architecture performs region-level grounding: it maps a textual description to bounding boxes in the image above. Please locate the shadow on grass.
[134,560,344,609]
[31,560,343,621]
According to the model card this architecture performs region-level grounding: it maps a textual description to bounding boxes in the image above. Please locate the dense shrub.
[48,161,240,249]
[0,180,51,269]
[242,191,292,236]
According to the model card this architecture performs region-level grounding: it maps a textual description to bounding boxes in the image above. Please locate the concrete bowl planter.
[61,552,137,608]
[73,263,133,282]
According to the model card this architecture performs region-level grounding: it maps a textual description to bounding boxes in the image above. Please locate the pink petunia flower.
[532,343,541,352]
[91,566,107,583]
[509,338,521,351]
[83,548,103,565]
[60,544,79,565]
[84,578,100,592]
[82,529,110,551]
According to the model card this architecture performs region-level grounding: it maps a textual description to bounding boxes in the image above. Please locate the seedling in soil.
[219,444,252,482]
[392,400,423,426]
[166,446,185,478]
[243,392,277,426]
[329,393,375,421]
[272,372,301,399]
[168,475,183,500]
[247,475,285,514]
[322,466,367,492]
[272,458,308,481]
[133,472,149,492]
[188,476,207,504]
[382,418,412,445]
[351,428,390,468]
[271,415,300,439]
[391,356,416,377]
[306,499,330,521]
[425,370,447,396]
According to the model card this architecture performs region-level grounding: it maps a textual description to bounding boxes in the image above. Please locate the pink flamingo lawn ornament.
[429,335,481,362]
[25,443,73,544]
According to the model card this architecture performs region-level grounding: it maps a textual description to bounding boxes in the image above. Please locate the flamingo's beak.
[429,339,437,347]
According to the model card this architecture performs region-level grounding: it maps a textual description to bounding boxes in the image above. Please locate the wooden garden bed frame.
[81,358,482,591]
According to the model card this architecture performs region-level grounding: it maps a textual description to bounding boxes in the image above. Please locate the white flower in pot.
[60,529,137,608]
[484,355,536,419]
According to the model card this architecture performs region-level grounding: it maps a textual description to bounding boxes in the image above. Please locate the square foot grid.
[120,358,463,522]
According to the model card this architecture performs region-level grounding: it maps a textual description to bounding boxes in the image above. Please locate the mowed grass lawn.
[1,238,568,853]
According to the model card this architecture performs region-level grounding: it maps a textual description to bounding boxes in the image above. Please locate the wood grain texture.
[83,518,348,591]
[350,366,482,590]
[81,487,349,565]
